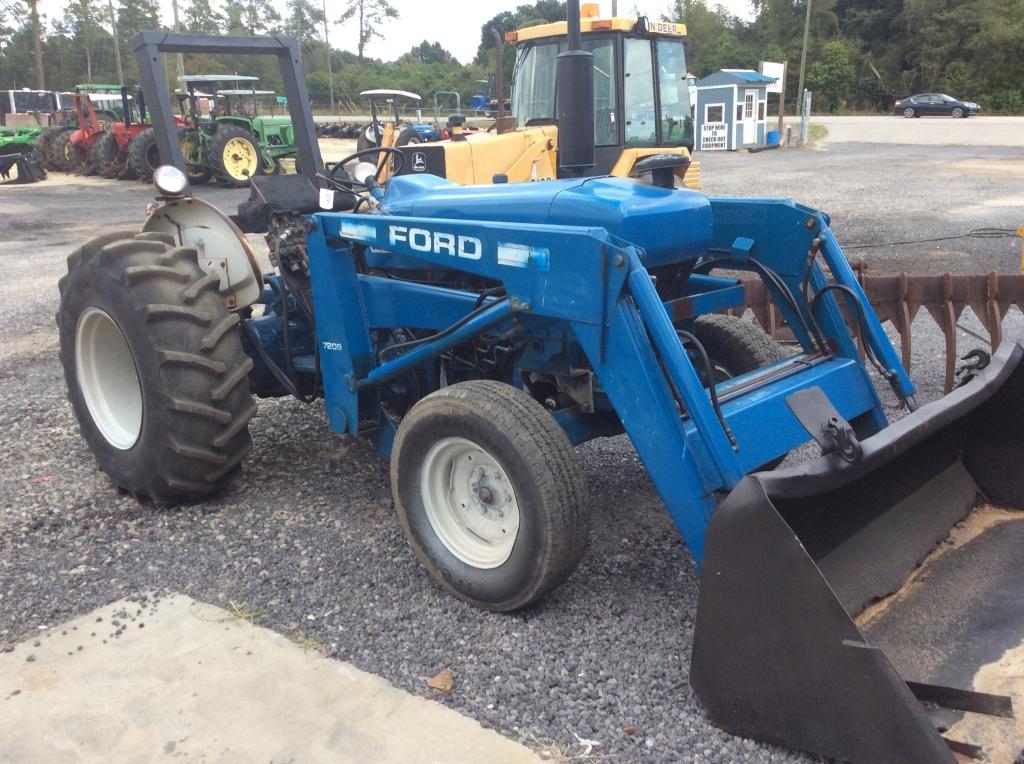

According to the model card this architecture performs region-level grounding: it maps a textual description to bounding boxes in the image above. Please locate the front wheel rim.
[904,108,913,117]
[420,437,521,568]
[75,307,143,450]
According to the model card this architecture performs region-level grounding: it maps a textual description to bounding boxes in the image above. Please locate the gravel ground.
[1,142,1022,763]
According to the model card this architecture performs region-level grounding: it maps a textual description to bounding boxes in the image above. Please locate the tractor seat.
[234,173,357,232]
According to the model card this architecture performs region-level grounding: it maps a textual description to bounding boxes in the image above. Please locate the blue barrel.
[766,130,780,146]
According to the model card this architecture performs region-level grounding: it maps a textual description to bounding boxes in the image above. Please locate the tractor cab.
[387,3,700,188]
[507,6,695,172]
[214,88,281,119]
[178,75,258,131]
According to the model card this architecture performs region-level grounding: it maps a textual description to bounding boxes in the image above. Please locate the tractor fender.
[142,196,262,311]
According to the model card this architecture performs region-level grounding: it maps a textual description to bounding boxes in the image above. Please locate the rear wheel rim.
[223,137,258,179]
[420,436,520,568]
[75,307,143,450]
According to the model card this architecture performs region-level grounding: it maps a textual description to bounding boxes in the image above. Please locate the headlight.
[153,165,188,197]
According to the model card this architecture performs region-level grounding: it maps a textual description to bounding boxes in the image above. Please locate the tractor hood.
[380,174,712,268]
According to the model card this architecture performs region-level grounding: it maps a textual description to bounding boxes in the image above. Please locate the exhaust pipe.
[691,341,1024,763]
[556,0,594,177]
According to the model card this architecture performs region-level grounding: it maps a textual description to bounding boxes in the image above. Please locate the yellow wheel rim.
[180,134,206,179]
[223,137,258,179]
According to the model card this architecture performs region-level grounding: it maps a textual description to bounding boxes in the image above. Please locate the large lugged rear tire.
[51,130,83,172]
[127,127,161,181]
[391,380,589,611]
[91,130,125,179]
[36,126,66,170]
[208,126,262,187]
[57,231,257,505]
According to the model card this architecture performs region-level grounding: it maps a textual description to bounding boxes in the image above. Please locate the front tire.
[694,314,787,470]
[57,231,256,505]
[693,314,785,379]
[391,380,588,611]
[903,108,915,118]
[951,107,964,118]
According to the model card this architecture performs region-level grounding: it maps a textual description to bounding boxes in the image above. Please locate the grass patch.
[227,600,270,624]
[808,123,829,144]
[294,632,327,655]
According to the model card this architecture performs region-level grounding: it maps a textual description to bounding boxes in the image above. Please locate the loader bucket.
[691,341,1024,764]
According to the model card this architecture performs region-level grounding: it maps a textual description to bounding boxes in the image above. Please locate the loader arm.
[305,197,899,564]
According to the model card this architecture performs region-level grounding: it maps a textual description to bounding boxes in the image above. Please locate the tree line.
[1,0,1021,114]
[678,0,1024,113]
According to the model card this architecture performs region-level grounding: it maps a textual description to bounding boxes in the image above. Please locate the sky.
[38,0,754,64]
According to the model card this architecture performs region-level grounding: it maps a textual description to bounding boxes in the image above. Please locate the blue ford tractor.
[57,16,1024,764]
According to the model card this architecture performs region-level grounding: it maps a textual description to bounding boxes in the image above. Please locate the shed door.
[739,89,757,146]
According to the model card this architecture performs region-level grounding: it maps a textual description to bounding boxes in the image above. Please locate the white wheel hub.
[420,437,520,568]
[75,307,143,450]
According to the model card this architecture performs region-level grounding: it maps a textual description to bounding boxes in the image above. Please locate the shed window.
[757,101,765,121]
[705,103,724,123]
[736,103,743,121]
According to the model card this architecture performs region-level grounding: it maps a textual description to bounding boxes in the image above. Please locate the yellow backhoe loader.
[372,4,701,189]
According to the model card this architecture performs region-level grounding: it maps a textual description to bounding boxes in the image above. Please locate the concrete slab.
[0,593,542,764]
[791,115,1024,147]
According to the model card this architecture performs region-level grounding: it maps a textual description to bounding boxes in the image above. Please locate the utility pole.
[29,0,45,89]
[796,0,812,115]
[107,0,124,85]
[322,0,334,114]
[777,60,787,137]
[171,0,185,81]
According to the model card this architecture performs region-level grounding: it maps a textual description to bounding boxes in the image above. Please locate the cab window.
[512,38,617,146]
[655,38,692,145]
[623,37,656,145]
[512,42,560,127]
[584,37,617,146]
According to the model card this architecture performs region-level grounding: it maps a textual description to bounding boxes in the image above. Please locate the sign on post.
[759,62,785,94]
[700,122,728,151]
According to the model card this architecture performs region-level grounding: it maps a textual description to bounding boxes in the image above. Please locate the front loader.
[56,21,1024,763]
[0,126,46,183]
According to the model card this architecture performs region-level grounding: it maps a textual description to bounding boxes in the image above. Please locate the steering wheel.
[326,146,406,192]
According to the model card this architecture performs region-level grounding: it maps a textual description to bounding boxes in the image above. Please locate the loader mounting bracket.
[786,386,863,463]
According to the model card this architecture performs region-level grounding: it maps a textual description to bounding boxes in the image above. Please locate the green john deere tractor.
[174,74,298,187]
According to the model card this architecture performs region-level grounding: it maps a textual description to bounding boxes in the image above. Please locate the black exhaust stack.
[556,0,594,177]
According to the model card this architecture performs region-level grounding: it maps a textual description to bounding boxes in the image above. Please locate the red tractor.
[50,89,119,174]
[90,87,185,180]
